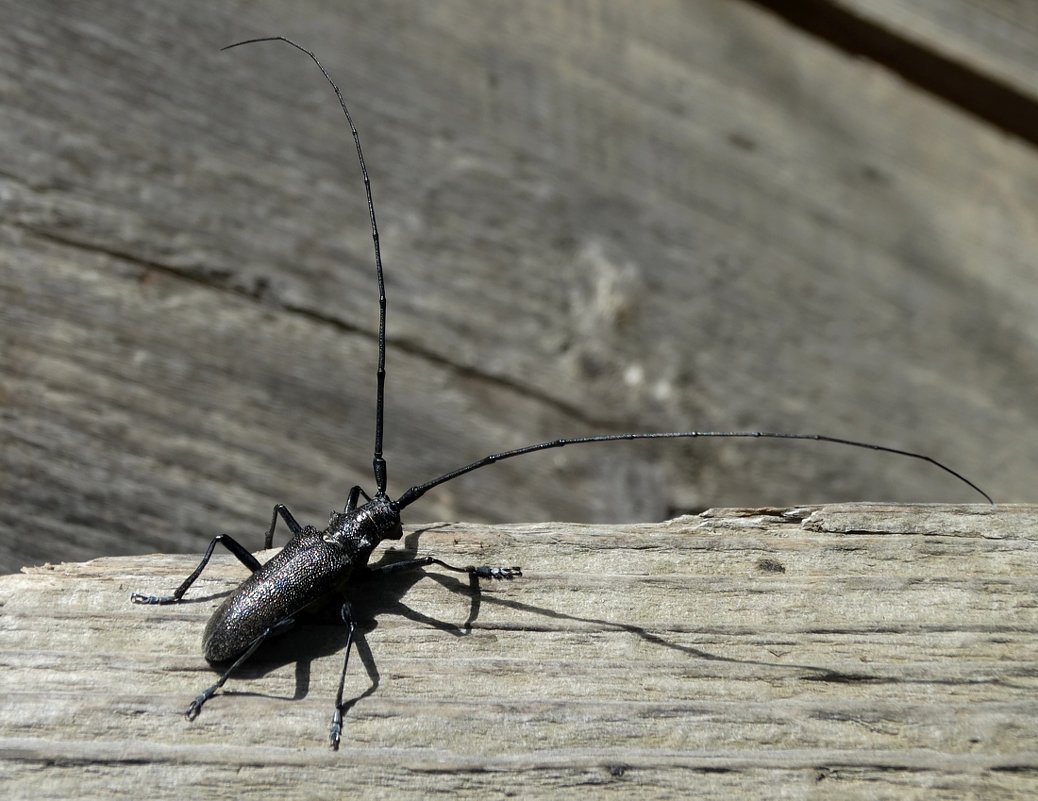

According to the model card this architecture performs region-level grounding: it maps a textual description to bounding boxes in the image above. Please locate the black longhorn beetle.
[131,36,993,750]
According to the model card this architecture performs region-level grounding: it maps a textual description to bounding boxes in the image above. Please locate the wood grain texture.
[2,504,1036,799]
[3,0,1037,575]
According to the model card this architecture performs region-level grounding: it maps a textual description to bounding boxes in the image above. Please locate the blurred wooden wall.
[3,0,1037,572]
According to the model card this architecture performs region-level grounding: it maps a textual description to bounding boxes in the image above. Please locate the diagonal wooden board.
[2,504,1037,799]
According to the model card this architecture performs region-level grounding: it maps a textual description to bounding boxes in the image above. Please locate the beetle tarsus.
[186,687,215,720]
[471,565,522,580]
[329,708,343,751]
[130,592,177,605]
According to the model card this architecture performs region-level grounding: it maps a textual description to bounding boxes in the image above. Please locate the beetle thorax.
[322,496,403,558]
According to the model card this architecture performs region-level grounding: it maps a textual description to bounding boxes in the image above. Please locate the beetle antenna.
[222,36,390,496]
[393,430,993,510]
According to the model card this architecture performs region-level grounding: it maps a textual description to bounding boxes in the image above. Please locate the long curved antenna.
[394,430,993,509]
[222,36,390,496]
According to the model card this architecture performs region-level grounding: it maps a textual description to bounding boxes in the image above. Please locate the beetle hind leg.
[185,616,296,720]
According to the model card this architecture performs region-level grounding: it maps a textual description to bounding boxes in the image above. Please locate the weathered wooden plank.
[3,1,1037,576]
[1,504,1036,799]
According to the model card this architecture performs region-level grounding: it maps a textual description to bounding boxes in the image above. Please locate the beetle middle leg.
[329,599,357,751]
[131,503,303,605]
[324,558,521,747]
[263,502,304,548]
[129,534,260,605]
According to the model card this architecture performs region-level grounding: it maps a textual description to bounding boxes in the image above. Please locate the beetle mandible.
[131,36,992,750]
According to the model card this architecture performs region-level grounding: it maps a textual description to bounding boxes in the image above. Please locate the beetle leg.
[342,485,370,514]
[368,556,521,581]
[185,616,296,721]
[263,503,304,549]
[130,534,262,605]
[329,600,357,751]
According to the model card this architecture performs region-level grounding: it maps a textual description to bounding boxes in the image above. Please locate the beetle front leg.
[342,485,369,514]
[368,556,522,582]
[367,557,521,635]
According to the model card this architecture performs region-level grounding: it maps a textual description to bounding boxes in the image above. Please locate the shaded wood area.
[2,504,1037,798]
[751,0,1038,144]
[2,4,1037,578]
[836,0,1038,101]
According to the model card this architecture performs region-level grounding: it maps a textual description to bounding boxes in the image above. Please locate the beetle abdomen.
[202,531,353,663]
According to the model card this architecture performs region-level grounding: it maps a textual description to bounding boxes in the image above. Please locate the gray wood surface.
[3,0,1038,575]
[2,504,1036,799]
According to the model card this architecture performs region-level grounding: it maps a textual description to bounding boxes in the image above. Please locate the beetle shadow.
[357,527,910,687]
[460,585,1003,687]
